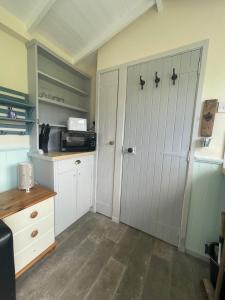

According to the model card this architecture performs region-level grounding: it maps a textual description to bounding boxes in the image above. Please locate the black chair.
[0,220,16,300]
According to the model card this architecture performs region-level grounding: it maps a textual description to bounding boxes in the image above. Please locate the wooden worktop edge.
[29,151,96,161]
[0,186,57,219]
[1,192,56,219]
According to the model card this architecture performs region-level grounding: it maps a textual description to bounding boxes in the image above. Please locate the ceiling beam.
[72,0,155,64]
[0,6,30,41]
[155,0,163,12]
[26,0,57,33]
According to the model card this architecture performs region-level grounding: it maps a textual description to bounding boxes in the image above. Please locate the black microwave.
[60,130,96,152]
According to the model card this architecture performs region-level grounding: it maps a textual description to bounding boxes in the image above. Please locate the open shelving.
[0,117,35,123]
[27,40,91,151]
[38,71,88,96]
[38,97,88,112]
[0,97,35,109]
[0,86,35,135]
[39,123,66,128]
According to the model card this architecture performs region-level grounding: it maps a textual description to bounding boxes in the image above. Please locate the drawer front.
[14,229,54,274]
[57,155,94,174]
[13,213,54,255]
[4,197,54,234]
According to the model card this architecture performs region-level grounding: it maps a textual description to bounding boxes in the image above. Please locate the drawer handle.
[30,211,38,219]
[31,230,38,238]
[75,160,81,165]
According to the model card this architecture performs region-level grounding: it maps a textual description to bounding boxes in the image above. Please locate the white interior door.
[96,70,119,217]
[121,49,201,246]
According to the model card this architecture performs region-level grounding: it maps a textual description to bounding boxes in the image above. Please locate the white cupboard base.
[31,153,95,236]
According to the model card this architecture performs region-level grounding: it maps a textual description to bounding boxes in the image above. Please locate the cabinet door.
[55,170,76,235]
[76,156,94,219]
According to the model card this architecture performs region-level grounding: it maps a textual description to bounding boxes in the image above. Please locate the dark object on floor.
[0,220,16,300]
[205,242,225,298]
[202,212,225,300]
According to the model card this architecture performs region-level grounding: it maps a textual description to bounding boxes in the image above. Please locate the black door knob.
[127,148,133,153]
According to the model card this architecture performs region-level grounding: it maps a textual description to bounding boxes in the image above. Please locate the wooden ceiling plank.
[26,0,57,33]
[72,0,155,64]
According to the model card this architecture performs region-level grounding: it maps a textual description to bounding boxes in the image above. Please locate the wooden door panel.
[96,70,119,217]
[121,49,201,245]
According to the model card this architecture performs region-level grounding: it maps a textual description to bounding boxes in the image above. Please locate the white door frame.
[95,40,209,250]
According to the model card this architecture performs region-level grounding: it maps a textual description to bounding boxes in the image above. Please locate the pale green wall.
[0,148,29,192]
[186,161,224,256]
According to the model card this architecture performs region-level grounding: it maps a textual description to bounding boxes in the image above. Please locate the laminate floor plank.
[16,213,209,300]
[58,238,116,300]
[113,232,155,300]
[84,257,126,300]
[141,255,171,300]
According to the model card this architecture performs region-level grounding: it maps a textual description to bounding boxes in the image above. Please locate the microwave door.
[65,135,88,149]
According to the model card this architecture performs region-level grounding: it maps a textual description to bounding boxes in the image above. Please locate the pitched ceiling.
[0,0,161,64]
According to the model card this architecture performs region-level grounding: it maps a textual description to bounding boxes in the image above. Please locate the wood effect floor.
[16,212,209,300]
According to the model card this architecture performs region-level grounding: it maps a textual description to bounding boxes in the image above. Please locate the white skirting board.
[185,248,209,262]
[96,202,112,218]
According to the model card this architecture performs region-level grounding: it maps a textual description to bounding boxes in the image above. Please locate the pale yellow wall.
[0,25,96,148]
[97,0,225,158]
[75,53,97,126]
[0,27,29,148]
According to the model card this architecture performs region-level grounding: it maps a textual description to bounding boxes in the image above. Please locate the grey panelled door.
[96,70,119,217]
[121,49,201,246]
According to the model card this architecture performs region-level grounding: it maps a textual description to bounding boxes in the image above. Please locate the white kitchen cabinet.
[56,170,77,236]
[31,153,95,236]
[76,156,94,219]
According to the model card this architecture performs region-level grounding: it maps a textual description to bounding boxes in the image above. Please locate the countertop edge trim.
[0,191,56,219]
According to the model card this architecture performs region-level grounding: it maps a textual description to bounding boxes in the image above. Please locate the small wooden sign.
[200,100,218,137]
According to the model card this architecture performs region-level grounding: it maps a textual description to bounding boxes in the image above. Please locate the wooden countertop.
[0,185,56,219]
[29,151,95,161]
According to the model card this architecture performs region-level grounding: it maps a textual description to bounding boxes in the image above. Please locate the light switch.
[218,101,225,113]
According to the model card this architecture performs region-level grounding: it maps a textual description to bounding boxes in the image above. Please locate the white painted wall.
[97,0,225,158]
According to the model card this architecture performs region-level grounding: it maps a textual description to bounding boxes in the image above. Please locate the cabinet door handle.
[31,230,38,238]
[30,211,38,219]
[75,160,81,165]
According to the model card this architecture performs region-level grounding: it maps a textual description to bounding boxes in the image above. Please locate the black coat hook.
[155,72,160,88]
[140,76,145,90]
[171,68,178,85]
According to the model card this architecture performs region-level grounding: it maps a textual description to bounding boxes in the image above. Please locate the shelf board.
[38,97,88,113]
[39,123,66,128]
[38,71,88,96]
[0,117,35,123]
[0,98,35,109]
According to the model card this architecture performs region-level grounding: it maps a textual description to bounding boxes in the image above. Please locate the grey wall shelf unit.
[0,86,35,135]
[27,40,91,151]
